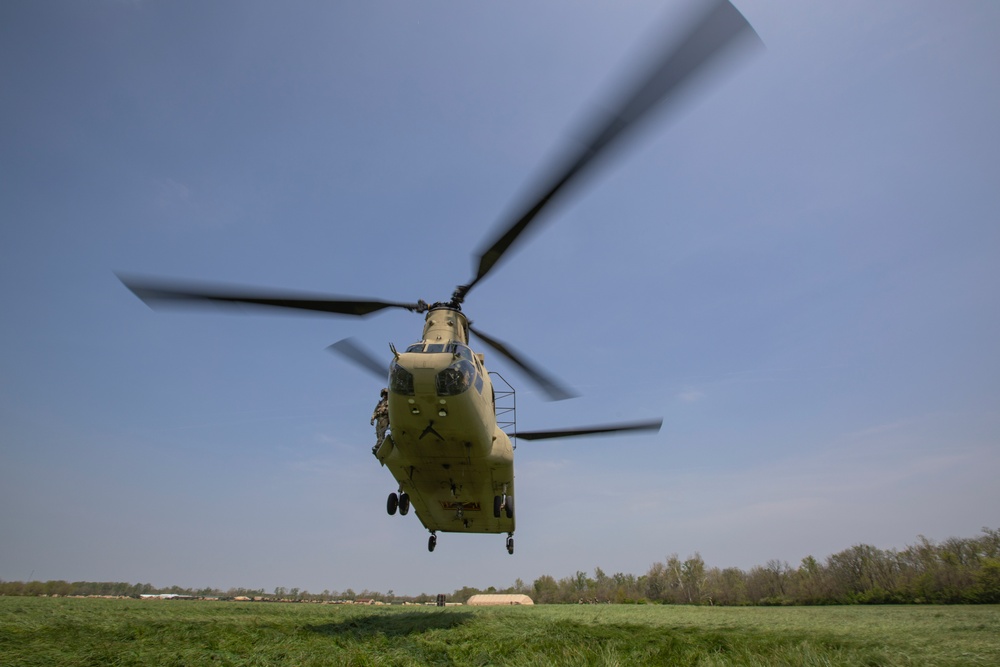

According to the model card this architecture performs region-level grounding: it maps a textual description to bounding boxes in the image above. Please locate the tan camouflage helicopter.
[120,0,760,555]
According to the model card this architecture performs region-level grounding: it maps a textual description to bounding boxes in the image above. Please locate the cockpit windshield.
[405,342,474,361]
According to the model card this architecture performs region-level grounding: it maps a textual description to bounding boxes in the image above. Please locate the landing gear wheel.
[505,495,514,519]
[428,533,437,552]
[399,493,410,516]
[386,492,398,516]
[493,495,502,518]
[506,534,514,555]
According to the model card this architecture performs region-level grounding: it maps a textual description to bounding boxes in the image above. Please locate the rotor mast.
[422,305,470,346]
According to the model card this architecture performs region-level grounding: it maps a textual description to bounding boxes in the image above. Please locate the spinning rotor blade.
[514,418,663,441]
[327,338,388,381]
[453,0,761,305]
[119,274,425,317]
[469,325,576,401]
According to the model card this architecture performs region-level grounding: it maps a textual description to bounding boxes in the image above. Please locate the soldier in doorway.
[371,388,389,454]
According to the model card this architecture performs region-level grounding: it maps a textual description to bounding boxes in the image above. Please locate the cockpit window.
[436,359,476,396]
[389,360,414,395]
[405,342,475,360]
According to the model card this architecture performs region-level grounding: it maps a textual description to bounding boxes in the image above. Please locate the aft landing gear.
[493,494,514,519]
[505,533,514,555]
[386,491,410,516]
[428,532,437,552]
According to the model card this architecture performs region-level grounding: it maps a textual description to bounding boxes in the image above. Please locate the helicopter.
[119,0,761,555]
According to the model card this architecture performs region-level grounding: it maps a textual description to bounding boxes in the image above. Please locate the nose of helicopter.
[393,351,452,395]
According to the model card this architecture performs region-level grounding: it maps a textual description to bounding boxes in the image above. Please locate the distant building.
[466,594,533,606]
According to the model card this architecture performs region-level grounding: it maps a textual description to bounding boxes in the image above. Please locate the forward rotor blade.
[118,274,424,317]
[454,0,761,304]
[514,418,663,441]
[469,325,576,401]
[327,338,389,381]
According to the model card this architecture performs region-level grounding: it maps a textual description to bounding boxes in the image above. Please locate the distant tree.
[680,553,706,603]
[610,572,640,603]
[704,567,746,606]
[978,527,1000,558]
[764,559,792,603]
[451,585,483,603]
[42,580,71,597]
[794,555,826,604]
[23,581,45,596]
[974,559,1000,603]
[532,575,559,604]
[744,566,768,604]
[665,554,684,603]
[644,561,667,602]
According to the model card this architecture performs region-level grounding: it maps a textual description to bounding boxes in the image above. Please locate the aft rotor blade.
[327,338,388,381]
[119,274,425,317]
[469,325,576,401]
[454,0,761,304]
[515,419,663,441]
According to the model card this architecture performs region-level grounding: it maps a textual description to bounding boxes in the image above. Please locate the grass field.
[1,597,997,666]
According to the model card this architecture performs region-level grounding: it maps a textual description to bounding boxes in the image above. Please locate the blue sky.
[2,0,998,596]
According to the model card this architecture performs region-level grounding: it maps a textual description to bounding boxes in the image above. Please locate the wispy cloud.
[154,178,192,209]
[677,388,705,403]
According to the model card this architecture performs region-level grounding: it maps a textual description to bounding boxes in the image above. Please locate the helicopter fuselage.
[374,306,515,536]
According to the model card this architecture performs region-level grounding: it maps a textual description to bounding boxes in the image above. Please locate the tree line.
[520,527,1000,605]
[0,580,436,605]
[2,528,997,605]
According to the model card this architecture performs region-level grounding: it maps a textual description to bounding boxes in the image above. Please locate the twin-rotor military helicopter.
[121,0,760,555]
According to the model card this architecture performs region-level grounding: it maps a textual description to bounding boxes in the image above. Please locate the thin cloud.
[154,178,192,209]
[677,388,705,403]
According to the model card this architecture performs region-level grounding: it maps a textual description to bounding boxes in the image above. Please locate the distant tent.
[466,594,534,606]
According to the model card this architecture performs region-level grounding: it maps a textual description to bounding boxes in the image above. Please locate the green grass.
[1,598,997,666]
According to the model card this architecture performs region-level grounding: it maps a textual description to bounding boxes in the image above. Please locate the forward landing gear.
[506,533,514,555]
[428,532,437,552]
